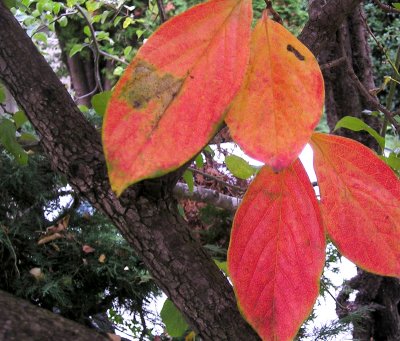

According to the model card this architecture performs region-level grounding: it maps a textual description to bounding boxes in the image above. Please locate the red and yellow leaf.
[225,12,324,170]
[228,160,325,340]
[311,133,400,277]
[103,0,252,195]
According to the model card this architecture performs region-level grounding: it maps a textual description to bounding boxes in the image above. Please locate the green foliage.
[335,116,385,150]
[0,118,28,165]
[0,151,159,336]
[160,299,189,337]
[91,90,112,116]
[225,154,258,180]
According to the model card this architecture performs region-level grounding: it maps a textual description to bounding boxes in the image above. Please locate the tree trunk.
[0,290,110,341]
[0,0,363,338]
[319,5,400,340]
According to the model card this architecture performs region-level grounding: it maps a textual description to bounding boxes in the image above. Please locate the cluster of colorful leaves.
[102,0,400,339]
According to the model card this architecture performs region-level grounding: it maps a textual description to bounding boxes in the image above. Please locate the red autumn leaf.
[311,133,400,277]
[103,0,252,195]
[228,160,325,340]
[225,12,324,171]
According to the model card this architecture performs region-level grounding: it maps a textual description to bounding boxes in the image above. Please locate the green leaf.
[34,32,47,43]
[0,119,28,165]
[91,91,112,116]
[183,170,194,193]
[393,3,400,9]
[123,17,134,29]
[160,299,188,337]
[177,203,187,219]
[334,116,385,150]
[382,153,400,171]
[78,105,89,113]
[113,16,123,27]
[86,0,101,12]
[136,29,145,38]
[19,132,39,143]
[113,66,124,76]
[0,83,5,103]
[58,15,68,27]
[100,10,109,24]
[13,110,28,129]
[225,154,257,180]
[83,26,91,37]
[69,44,85,57]
[123,46,132,59]
[53,2,61,15]
[195,153,204,168]
[214,259,228,275]
[4,0,16,9]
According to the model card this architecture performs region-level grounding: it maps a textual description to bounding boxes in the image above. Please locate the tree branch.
[0,290,110,341]
[0,3,258,340]
[299,0,363,55]
[173,183,241,212]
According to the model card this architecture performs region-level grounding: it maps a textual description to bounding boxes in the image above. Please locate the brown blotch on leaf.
[120,60,184,112]
[287,45,305,61]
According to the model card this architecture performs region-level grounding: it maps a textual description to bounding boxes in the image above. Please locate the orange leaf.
[311,133,400,277]
[103,0,252,195]
[228,160,325,340]
[225,12,324,170]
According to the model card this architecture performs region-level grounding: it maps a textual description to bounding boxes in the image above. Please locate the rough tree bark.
[0,290,109,341]
[0,0,363,339]
[319,4,400,340]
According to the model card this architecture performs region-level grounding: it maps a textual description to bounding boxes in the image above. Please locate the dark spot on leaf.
[287,45,305,61]
[119,60,184,111]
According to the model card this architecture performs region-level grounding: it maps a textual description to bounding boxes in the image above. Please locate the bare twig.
[155,0,167,23]
[30,10,78,38]
[99,49,129,65]
[338,28,399,131]
[320,57,346,71]
[371,0,400,14]
[359,9,400,79]
[75,5,103,93]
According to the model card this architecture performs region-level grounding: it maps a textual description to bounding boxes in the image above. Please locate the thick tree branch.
[299,0,363,55]
[0,3,258,340]
[0,290,110,341]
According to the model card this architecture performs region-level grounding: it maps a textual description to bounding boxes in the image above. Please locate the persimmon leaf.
[225,12,324,171]
[103,0,252,195]
[228,160,325,340]
[311,133,400,277]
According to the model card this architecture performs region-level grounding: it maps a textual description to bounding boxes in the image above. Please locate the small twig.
[99,49,129,65]
[320,281,348,311]
[380,46,400,140]
[371,0,400,14]
[30,10,78,38]
[75,5,103,93]
[320,57,346,71]
[155,0,167,23]
[338,27,399,131]
[75,84,98,101]
[359,9,400,79]
[188,167,245,192]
